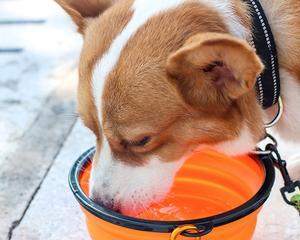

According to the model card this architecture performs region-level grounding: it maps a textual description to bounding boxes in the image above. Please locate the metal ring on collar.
[265,96,283,128]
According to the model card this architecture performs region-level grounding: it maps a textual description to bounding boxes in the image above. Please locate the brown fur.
[261,0,300,80]
[97,2,265,164]
[55,0,298,166]
[76,0,133,139]
[55,0,118,32]
[167,32,264,109]
[232,0,252,38]
[54,0,300,210]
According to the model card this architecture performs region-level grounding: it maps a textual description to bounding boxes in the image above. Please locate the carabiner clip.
[266,143,300,215]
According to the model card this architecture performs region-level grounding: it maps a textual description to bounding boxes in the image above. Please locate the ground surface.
[0,0,299,239]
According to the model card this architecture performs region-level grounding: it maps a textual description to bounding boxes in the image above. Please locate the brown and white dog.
[56,0,300,214]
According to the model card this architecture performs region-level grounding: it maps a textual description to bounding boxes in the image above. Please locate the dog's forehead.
[86,0,248,130]
[91,1,187,125]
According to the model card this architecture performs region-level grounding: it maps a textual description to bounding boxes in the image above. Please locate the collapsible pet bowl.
[69,147,275,240]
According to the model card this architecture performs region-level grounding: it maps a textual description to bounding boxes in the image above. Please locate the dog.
[55,0,300,215]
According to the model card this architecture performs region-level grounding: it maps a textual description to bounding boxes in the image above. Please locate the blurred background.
[0,0,299,239]
[0,0,93,239]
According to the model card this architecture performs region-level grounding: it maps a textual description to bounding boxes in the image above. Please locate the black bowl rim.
[69,147,275,233]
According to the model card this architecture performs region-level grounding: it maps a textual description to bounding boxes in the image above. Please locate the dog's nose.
[92,196,121,213]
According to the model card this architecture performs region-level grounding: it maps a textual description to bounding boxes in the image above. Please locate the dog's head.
[56,0,265,214]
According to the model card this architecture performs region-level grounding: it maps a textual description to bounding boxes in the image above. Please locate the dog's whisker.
[166,192,177,198]
[151,199,167,209]
[140,202,151,218]
[59,112,80,121]
[64,112,80,117]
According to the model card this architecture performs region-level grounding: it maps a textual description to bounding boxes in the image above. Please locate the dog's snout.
[91,194,121,213]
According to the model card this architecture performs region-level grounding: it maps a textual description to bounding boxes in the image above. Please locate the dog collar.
[247,0,281,109]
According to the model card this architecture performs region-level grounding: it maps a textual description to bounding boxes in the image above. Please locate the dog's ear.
[166,32,264,111]
[55,0,116,33]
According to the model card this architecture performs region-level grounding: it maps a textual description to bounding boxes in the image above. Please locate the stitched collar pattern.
[247,0,281,109]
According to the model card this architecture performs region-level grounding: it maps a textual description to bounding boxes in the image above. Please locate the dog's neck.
[194,0,251,40]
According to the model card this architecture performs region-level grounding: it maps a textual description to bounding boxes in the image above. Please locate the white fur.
[92,0,248,124]
[90,0,186,211]
[214,124,256,155]
[89,138,112,197]
[90,136,184,213]
[89,0,256,210]
[265,69,300,181]
[199,0,250,39]
[269,69,300,141]
[92,0,185,124]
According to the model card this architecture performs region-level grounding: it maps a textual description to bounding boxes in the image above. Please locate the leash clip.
[265,143,300,215]
[252,133,278,155]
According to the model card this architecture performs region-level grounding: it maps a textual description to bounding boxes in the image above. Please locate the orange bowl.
[69,148,275,240]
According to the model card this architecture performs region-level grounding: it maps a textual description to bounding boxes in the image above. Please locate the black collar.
[247,0,281,109]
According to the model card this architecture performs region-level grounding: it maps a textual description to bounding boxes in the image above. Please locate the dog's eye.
[132,136,151,147]
[121,136,151,149]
